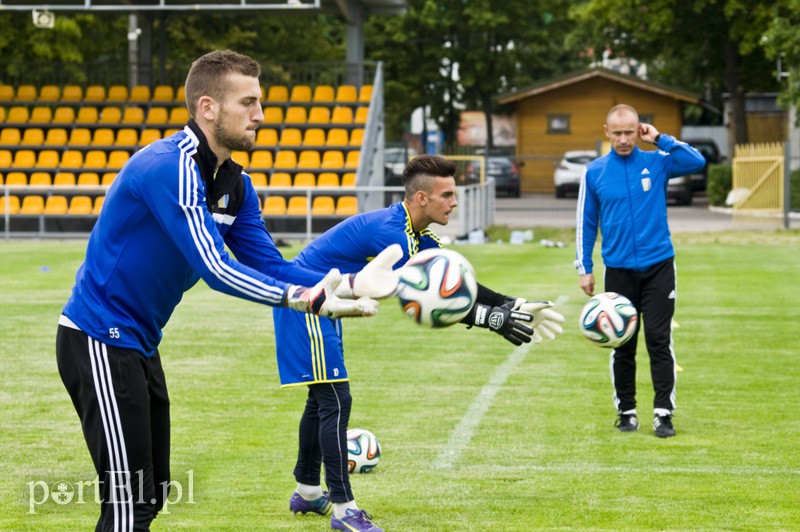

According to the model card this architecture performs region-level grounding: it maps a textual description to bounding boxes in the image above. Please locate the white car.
[553,150,598,198]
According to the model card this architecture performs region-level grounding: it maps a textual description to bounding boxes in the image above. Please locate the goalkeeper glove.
[470,301,536,346]
[510,298,565,342]
[285,269,378,318]
[335,243,403,299]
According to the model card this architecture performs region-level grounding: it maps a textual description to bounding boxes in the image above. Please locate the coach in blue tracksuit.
[575,104,705,438]
[55,50,396,532]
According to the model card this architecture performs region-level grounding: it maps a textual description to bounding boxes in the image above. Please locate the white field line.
[433,296,569,470]
[474,463,800,476]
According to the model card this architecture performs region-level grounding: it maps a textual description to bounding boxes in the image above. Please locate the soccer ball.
[347,428,381,474]
[396,248,478,328]
[579,292,638,348]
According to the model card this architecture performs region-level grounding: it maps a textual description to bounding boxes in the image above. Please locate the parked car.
[384,146,418,187]
[667,174,693,205]
[553,150,598,198]
[682,138,722,191]
[465,155,521,197]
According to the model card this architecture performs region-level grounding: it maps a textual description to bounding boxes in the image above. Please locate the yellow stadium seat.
[341,172,356,187]
[262,195,286,216]
[20,195,45,215]
[311,196,336,215]
[38,85,60,103]
[128,85,151,104]
[91,128,116,147]
[107,151,129,170]
[139,129,162,147]
[5,172,28,186]
[152,85,175,104]
[101,172,117,186]
[75,107,99,125]
[230,151,250,168]
[98,106,122,125]
[317,173,339,188]
[175,86,186,104]
[68,196,93,215]
[335,195,358,216]
[284,106,307,125]
[289,85,312,103]
[121,107,145,125]
[259,86,267,102]
[145,107,168,126]
[286,196,308,215]
[0,150,12,168]
[35,150,60,170]
[52,106,76,125]
[61,85,83,103]
[358,85,373,104]
[83,150,108,171]
[92,195,105,215]
[115,128,139,148]
[29,106,53,124]
[249,172,268,188]
[68,128,92,147]
[321,150,344,169]
[270,172,292,187]
[2,195,21,215]
[299,129,324,148]
[0,107,5,123]
[307,106,331,125]
[44,195,69,215]
[274,150,297,169]
[326,128,349,147]
[266,85,288,103]
[293,173,316,188]
[84,85,107,103]
[349,128,364,147]
[61,151,84,170]
[14,85,37,102]
[355,107,369,124]
[44,128,68,147]
[279,128,303,147]
[7,106,30,124]
[0,85,14,102]
[263,106,284,124]
[11,150,36,169]
[163,128,180,137]
[77,172,100,187]
[0,128,21,146]
[29,172,52,187]
[255,128,278,148]
[335,85,358,104]
[331,106,354,125]
[168,107,189,125]
[106,85,129,103]
[54,172,77,186]
[345,150,360,169]
[249,151,273,171]
[297,150,321,169]
[0,173,3,185]
[312,85,335,104]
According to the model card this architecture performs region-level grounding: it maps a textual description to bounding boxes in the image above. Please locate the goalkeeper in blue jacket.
[276,154,564,532]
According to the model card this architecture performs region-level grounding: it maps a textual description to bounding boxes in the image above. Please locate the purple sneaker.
[331,509,383,531]
[289,491,332,516]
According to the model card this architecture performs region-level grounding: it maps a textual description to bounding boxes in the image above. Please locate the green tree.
[763,3,800,122]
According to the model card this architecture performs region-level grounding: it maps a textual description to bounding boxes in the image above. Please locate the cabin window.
[547,114,571,134]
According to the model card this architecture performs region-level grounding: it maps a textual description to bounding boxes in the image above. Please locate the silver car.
[553,150,598,198]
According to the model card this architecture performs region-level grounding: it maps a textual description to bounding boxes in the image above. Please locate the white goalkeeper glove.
[285,269,378,318]
[334,243,403,299]
[511,298,565,342]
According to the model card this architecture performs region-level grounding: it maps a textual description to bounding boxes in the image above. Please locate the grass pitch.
[1,231,799,531]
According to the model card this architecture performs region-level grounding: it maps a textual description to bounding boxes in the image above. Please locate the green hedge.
[707,164,732,207]
[792,168,800,210]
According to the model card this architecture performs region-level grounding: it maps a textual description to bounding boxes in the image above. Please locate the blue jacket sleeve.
[658,134,707,176]
[575,165,598,275]
[133,151,293,306]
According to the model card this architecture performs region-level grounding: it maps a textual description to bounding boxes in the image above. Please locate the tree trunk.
[723,35,749,146]
[482,94,494,154]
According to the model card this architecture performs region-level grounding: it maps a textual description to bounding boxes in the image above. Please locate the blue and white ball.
[579,292,638,348]
[396,248,478,328]
[347,428,381,474]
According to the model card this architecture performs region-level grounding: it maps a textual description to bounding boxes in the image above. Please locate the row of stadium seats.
[0,170,356,188]
[0,127,364,151]
[0,104,368,128]
[2,194,358,217]
[0,84,372,106]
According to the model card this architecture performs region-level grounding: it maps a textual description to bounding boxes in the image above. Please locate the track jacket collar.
[184,119,245,204]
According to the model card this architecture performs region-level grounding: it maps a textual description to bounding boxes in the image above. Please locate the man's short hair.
[184,50,261,118]
[402,155,456,196]
[607,104,639,124]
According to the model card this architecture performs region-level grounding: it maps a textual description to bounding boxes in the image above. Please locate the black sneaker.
[615,414,639,432]
[654,414,676,438]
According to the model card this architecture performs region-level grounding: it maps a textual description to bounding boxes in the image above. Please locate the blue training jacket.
[575,134,706,274]
[62,122,322,357]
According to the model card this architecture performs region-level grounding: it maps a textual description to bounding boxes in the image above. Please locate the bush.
[792,168,800,210]
[707,163,732,207]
